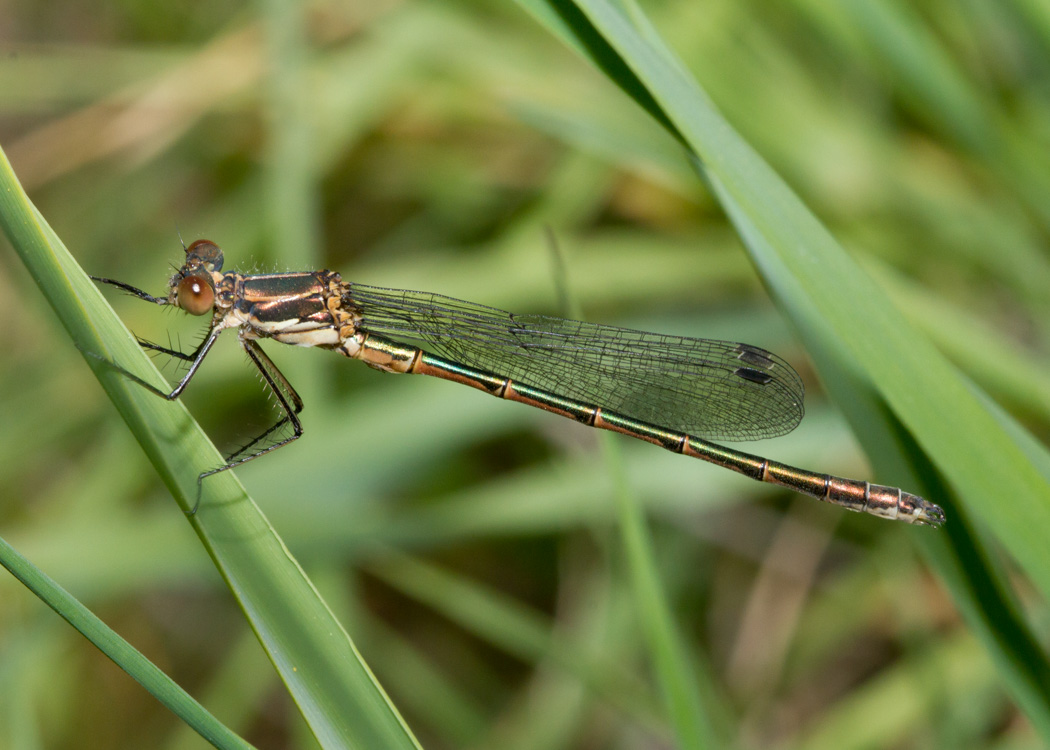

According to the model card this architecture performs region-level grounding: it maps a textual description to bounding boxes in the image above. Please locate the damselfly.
[92,240,944,525]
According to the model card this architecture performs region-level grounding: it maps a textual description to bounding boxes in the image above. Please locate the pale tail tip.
[912,497,946,527]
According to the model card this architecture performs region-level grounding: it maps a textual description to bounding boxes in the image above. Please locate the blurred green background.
[2,0,1050,747]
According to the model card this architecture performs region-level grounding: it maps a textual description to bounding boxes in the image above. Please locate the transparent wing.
[347,284,805,441]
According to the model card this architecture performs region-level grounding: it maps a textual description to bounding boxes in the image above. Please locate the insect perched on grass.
[93,239,944,525]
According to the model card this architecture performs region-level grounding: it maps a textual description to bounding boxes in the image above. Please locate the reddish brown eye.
[185,239,224,271]
[177,275,214,315]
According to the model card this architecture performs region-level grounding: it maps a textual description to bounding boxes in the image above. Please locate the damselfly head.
[168,239,223,315]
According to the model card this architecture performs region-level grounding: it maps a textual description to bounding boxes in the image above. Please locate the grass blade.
[0,535,254,749]
[513,0,1050,739]
[0,144,420,749]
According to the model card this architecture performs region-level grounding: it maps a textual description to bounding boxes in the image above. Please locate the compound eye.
[185,239,224,271]
[177,274,214,316]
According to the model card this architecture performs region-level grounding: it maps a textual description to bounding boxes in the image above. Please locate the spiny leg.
[81,327,224,403]
[90,276,168,305]
[187,338,304,514]
[138,335,196,363]
[220,355,303,466]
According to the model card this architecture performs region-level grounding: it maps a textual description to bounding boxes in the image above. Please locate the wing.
[346,284,804,441]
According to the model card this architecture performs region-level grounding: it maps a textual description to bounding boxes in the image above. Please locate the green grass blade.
[604,434,725,749]
[0,534,255,749]
[0,144,420,749]
[513,0,1050,739]
[559,0,1050,577]
[547,228,723,747]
